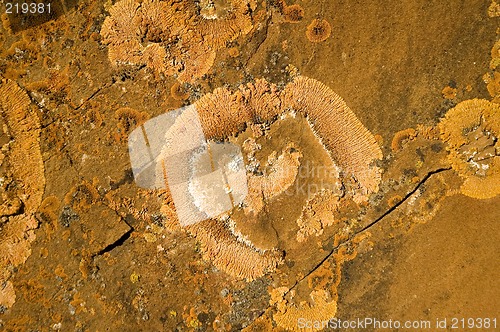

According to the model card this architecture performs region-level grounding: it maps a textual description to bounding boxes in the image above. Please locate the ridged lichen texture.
[439,99,500,199]
[157,75,382,281]
[0,79,45,308]
[100,0,257,83]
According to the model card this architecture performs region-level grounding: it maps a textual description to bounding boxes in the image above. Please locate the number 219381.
[5,2,51,14]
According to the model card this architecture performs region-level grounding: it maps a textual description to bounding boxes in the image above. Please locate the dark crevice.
[91,201,136,258]
[75,85,107,110]
[357,166,452,234]
[92,227,133,257]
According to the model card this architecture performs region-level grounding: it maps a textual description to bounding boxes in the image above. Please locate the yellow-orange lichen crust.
[273,289,337,331]
[185,219,283,281]
[484,37,500,102]
[306,18,332,43]
[488,1,500,18]
[195,86,251,140]
[391,128,417,152]
[0,79,45,308]
[296,190,341,242]
[159,193,282,281]
[194,0,256,49]
[283,4,305,23]
[491,39,500,69]
[439,99,500,199]
[100,0,143,65]
[195,78,283,140]
[0,80,44,211]
[101,0,257,83]
[282,76,383,198]
[163,76,381,281]
[442,86,458,100]
[197,77,382,200]
[170,82,190,101]
[239,78,283,122]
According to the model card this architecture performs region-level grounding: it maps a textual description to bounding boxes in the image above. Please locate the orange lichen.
[391,128,417,152]
[157,76,381,281]
[101,0,257,82]
[1,13,11,32]
[54,264,68,279]
[442,85,458,99]
[272,289,337,331]
[240,78,283,122]
[195,0,255,49]
[459,175,500,198]
[86,108,104,127]
[115,107,150,136]
[283,4,305,23]
[296,190,341,242]
[0,195,22,217]
[159,201,183,233]
[0,215,38,276]
[101,0,179,76]
[100,0,142,57]
[195,87,251,139]
[170,82,190,101]
[374,133,384,146]
[241,315,273,331]
[306,19,332,43]
[228,47,240,58]
[195,78,283,139]
[141,43,169,74]
[64,180,100,212]
[415,124,440,140]
[483,71,500,100]
[19,278,45,304]
[176,42,217,83]
[282,76,383,200]
[491,40,500,65]
[186,219,284,281]
[439,99,500,199]
[262,236,365,331]
[485,37,500,102]
[183,307,202,329]
[70,292,86,314]
[0,80,44,308]
[0,80,44,212]
[0,281,16,308]
[270,235,365,330]
[388,194,403,208]
[488,1,500,17]
[307,261,334,290]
